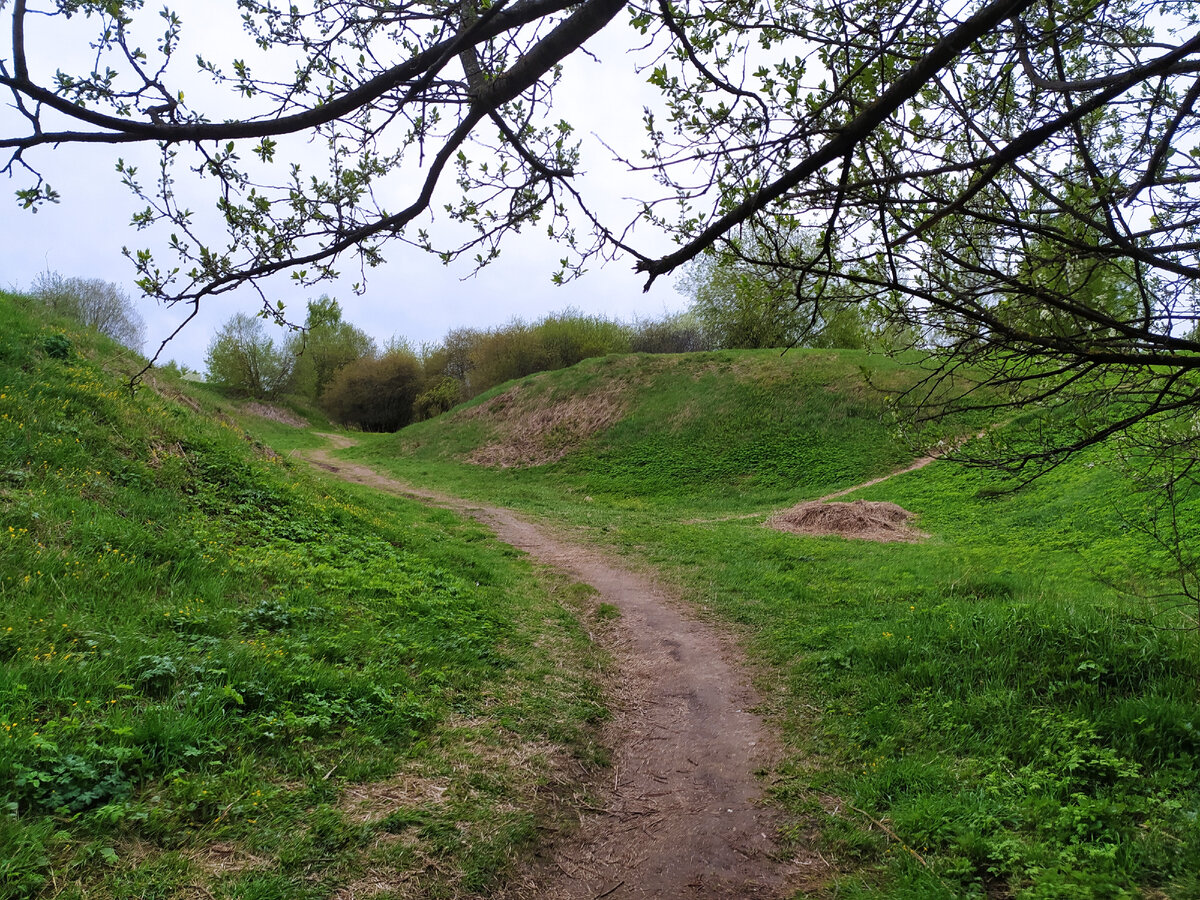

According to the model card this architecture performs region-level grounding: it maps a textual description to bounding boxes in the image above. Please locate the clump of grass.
[594,603,621,622]
[0,297,608,898]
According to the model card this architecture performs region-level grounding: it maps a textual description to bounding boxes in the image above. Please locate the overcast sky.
[0,5,688,370]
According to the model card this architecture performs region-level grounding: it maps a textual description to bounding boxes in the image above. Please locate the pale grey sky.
[1,4,686,370]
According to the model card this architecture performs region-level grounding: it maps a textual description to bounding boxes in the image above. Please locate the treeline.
[205,256,911,431]
[13,264,894,434]
[204,302,716,431]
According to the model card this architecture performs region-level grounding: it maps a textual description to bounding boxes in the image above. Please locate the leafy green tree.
[680,252,808,350]
[288,296,376,401]
[30,272,145,351]
[204,313,295,398]
[321,350,424,432]
[680,241,872,350]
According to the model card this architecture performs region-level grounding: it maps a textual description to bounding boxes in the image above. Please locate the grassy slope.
[338,349,1200,900]
[365,349,976,515]
[0,294,610,900]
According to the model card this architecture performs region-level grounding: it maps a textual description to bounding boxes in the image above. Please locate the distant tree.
[31,272,145,351]
[205,313,295,398]
[436,328,484,385]
[321,350,424,432]
[156,359,200,380]
[288,296,376,400]
[680,250,807,349]
[808,306,872,352]
[413,375,464,421]
[629,312,712,354]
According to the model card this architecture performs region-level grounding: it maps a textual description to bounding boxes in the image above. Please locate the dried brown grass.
[465,388,628,468]
[338,774,451,825]
[767,499,927,543]
[185,841,271,877]
[243,401,308,427]
[142,370,202,412]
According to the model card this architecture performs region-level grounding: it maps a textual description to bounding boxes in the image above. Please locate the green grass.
[330,348,1200,899]
[0,295,609,899]
[620,465,1200,898]
[354,348,984,518]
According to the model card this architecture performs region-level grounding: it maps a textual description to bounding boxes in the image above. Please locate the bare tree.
[31,271,145,351]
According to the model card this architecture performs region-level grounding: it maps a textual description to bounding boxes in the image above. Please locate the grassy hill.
[333,348,1200,899]
[348,348,985,514]
[0,295,610,899]
[7,295,1199,899]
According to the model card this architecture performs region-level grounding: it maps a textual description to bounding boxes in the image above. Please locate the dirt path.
[686,452,943,526]
[814,453,938,502]
[301,436,809,898]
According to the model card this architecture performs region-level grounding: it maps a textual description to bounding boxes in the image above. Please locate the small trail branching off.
[684,451,942,527]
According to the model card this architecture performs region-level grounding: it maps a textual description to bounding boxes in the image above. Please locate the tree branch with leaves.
[5,0,1200,468]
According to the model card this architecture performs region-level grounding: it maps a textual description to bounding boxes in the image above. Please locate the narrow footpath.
[302,436,810,898]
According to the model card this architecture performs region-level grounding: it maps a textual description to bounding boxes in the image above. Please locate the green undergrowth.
[0,296,608,899]
[173,380,336,455]
[331,349,1200,899]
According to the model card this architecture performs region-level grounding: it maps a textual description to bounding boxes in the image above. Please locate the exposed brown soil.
[767,498,927,543]
[301,439,818,898]
[313,431,357,450]
[457,384,630,468]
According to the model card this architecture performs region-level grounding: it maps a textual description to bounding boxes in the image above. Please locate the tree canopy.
[4,0,1200,462]
[288,296,377,400]
[205,311,295,398]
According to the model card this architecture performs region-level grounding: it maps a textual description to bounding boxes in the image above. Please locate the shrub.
[30,271,145,351]
[321,351,423,431]
[629,313,712,353]
[467,311,631,395]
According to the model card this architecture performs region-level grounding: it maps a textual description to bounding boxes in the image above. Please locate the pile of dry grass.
[767,499,926,543]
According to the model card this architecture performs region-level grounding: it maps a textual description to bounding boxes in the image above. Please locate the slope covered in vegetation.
[339,349,1200,899]
[369,348,976,511]
[0,295,608,899]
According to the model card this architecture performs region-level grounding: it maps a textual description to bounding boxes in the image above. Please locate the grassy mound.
[330,345,1200,899]
[360,348,979,515]
[0,294,607,899]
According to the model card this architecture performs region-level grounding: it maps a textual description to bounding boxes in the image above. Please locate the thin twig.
[845,802,929,868]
